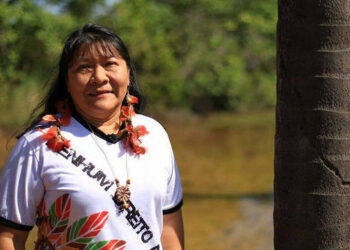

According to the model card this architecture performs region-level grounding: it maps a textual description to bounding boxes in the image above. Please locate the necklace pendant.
[114,179,131,210]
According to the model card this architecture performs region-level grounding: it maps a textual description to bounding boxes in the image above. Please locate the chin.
[91,103,120,114]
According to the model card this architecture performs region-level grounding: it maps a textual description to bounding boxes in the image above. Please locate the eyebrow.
[73,55,119,63]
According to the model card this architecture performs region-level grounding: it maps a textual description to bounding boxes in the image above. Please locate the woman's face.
[67,43,130,122]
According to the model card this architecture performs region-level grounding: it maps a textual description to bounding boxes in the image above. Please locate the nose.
[91,65,108,84]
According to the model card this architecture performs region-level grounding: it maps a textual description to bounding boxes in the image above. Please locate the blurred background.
[0,0,276,249]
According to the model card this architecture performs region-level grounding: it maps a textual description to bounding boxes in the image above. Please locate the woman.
[0,23,184,249]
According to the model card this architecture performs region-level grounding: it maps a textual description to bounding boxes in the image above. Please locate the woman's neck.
[96,120,120,135]
[75,107,121,135]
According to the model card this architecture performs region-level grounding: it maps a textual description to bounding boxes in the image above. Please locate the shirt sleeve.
[0,135,44,231]
[161,132,183,214]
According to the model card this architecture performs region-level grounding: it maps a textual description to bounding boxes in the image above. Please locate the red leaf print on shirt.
[35,194,126,250]
[47,194,71,244]
[86,239,127,250]
[55,211,109,248]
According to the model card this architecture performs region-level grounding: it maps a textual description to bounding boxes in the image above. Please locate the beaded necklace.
[38,94,149,210]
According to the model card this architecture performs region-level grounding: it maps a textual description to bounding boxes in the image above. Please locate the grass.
[160,111,274,194]
[0,110,274,249]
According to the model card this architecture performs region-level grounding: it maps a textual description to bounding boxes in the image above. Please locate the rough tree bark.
[274,0,350,249]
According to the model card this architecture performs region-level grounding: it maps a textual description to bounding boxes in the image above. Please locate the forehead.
[72,42,121,62]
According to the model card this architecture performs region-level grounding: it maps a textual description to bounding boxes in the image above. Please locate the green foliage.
[45,0,105,19]
[0,0,76,92]
[100,0,277,112]
[98,0,183,111]
[177,0,276,111]
[0,0,277,126]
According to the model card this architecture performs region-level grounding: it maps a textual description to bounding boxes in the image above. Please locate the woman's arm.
[161,209,184,250]
[0,224,29,250]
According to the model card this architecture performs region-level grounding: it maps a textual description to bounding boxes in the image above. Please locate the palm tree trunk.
[274,0,350,249]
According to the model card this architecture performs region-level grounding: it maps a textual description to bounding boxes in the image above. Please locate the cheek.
[67,80,77,96]
[122,70,130,89]
[111,71,130,90]
[66,72,75,94]
[120,76,130,95]
[67,84,85,104]
[67,75,87,95]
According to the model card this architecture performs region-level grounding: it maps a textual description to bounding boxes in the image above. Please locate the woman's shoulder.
[16,126,44,149]
[17,121,58,150]
[133,114,174,156]
[134,114,165,130]
[133,114,170,140]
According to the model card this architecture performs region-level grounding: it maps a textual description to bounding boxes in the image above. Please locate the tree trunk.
[274,0,350,249]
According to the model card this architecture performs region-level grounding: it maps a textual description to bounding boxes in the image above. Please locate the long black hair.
[18,23,143,137]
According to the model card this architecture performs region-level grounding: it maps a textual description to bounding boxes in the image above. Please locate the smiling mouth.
[88,91,113,97]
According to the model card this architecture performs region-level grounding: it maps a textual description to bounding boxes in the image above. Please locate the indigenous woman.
[0,23,184,249]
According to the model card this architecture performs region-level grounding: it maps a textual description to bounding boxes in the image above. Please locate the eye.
[77,64,92,72]
[105,61,118,67]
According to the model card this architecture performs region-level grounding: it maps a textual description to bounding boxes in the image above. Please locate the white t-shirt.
[0,114,183,250]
